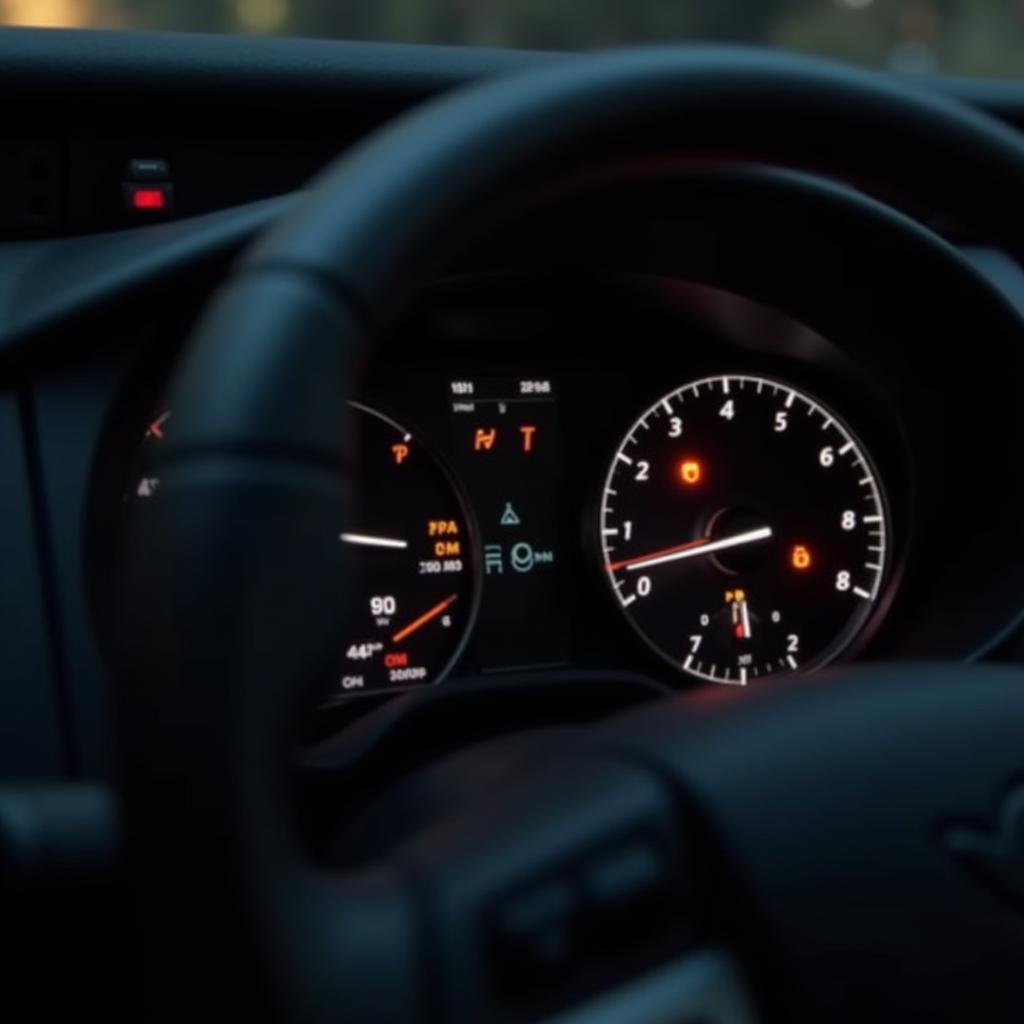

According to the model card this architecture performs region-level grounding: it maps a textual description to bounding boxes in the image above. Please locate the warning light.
[434,541,461,557]
[791,545,812,570]
[384,652,409,668]
[734,623,745,639]
[679,459,702,485]
[391,443,410,465]
[725,589,747,603]
[474,427,497,451]
[131,188,167,210]
[520,425,537,452]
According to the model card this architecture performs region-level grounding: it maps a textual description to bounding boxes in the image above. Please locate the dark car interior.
[4,18,1024,1023]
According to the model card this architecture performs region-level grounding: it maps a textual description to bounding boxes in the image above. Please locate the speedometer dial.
[599,375,889,684]
[129,402,478,702]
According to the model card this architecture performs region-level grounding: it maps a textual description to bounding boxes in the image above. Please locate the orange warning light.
[434,541,461,557]
[474,427,497,451]
[679,459,702,485]
[520,425,537,452]
[391,443,410,465]
[791,545,812,570]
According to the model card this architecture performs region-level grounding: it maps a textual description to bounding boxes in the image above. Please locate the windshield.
[2,1,1022,77]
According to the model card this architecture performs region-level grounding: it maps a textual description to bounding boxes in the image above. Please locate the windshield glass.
[2,1,1022,77]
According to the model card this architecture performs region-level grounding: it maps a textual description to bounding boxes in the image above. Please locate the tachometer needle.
[391,594,458,644]
[340,532,409,550]
[739,599,752,640]
[607,526,773,573]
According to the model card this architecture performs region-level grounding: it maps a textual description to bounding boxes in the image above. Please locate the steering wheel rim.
[118,47,1024,1023]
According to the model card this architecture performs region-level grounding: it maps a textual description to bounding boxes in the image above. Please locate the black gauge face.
[128,403,477,701]
[599,375,889,684]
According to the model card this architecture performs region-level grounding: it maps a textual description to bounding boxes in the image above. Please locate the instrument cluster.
[118,276,913,708]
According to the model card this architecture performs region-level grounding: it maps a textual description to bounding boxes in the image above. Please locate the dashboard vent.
[0,143,60,236]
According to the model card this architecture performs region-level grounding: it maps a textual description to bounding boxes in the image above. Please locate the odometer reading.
[599,375,889,684]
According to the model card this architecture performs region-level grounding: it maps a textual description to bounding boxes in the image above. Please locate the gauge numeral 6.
[819,446,835,467]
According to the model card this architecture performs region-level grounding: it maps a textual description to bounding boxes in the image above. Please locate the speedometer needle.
[341,532,409,550]
[391,594,458,644]
[607,526,773,573]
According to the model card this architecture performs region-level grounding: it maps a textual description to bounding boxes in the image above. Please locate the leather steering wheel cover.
[247,46,1024,316]
[119,47,1024,1023]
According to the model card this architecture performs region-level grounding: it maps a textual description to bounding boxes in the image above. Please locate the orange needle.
[391,594,458,644]
[605,537,710,573]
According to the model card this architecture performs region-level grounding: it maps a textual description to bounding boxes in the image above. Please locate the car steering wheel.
[118,48,1024,1023]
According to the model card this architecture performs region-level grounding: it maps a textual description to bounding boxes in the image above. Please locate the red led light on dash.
[131,188,167,210]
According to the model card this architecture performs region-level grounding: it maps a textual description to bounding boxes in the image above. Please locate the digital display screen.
[449,376,568,670]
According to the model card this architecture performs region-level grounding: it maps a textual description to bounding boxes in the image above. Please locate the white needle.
[340,532,408,550]
[740,599,752,640]
[624,526,773,572]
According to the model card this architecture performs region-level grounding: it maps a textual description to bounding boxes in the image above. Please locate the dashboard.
[3,28,1024,782]
[10,30,1024,1024]
[85,241,1020,744]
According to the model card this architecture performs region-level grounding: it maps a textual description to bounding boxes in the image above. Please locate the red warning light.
[131,188,167,211]
[384,652,409,668]
[679,459,702,485]
[791,545,812,570]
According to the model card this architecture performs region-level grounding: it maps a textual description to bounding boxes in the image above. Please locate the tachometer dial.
[599,375,889,683]
[129,402,478,701]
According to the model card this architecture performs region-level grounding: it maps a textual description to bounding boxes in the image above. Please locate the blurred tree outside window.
[2,0,1024,76]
